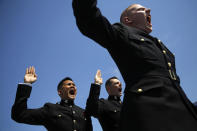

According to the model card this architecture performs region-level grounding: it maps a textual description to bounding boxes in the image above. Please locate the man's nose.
[146,8,151,13]
[69,85,75,88]
[71,85,75,88]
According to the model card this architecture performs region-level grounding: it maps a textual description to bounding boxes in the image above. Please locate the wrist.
[94,82,102,85]
[19,83,32,87]
[24,81,33,84]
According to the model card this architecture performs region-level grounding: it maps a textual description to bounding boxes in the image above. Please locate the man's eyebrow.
[137,7,145,10]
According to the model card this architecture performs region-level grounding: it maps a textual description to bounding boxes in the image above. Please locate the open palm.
[24,66,37,84]
[94,70,103,85]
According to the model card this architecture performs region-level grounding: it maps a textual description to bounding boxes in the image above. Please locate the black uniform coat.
[72,0,197,130]
[11,84,93,131]
[194,102,197,109]
[86,84,122,131]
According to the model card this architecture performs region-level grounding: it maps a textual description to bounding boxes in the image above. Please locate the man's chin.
[68,95,76,100]
[146,26,152,33]
[117,92,122,97]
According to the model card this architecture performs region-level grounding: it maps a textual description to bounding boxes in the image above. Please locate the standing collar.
[118,23,148,36]
[60,99,74,106]
[108,95,121,102]
[129,26,148,36]
[120,23,156,39]
[128,26,158,42]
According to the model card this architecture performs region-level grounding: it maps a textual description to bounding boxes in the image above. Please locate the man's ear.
[58,90,62,96]
[106,86,111,94]
[124,17,132,24]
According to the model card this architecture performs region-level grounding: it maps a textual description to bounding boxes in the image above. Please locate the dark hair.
[105,76,119,88]
[57,77,73,91]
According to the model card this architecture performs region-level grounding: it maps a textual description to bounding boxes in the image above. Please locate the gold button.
[168,62,171,67]
[140,38,145,41]
[58,114,62,117]
[73,120,76,123]
[162,50,166,54]
[137,88,143,93]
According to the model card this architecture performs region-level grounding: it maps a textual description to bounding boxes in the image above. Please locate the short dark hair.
[57,77,73,91]
[105,76,119,88]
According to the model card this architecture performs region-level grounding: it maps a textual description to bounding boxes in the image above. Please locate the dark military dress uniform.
[194,102,197,109]
[11,84,93,131]
[72,0,197,130]
[86,84,122,131]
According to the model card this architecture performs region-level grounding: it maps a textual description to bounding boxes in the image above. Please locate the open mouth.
[118,88,122,92]
[69,89,75,95]
[147,15,151,24]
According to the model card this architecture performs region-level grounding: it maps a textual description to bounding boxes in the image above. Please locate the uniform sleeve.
[86,83,104,118]
[72,0,121,49]
[193,102,197,110]
[11,84,47,125]
[84,113,93,131]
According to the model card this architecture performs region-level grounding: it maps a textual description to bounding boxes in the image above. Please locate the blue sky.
[1,0,197,131]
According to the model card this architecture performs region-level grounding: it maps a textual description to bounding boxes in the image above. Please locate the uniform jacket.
[194,102,197,109]
[11,84,93,131]
[72,0,197,130]
[86,83,122,131]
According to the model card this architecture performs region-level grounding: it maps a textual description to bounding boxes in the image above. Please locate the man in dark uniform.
[194,102,197,109]
[72,1,197,131]
[86,70,122,131]
[11,66,92,131]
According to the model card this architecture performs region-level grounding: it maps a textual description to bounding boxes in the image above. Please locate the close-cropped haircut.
[120,8,128,23]
[57,77,73,91]
[105,76,119,88]
[120,4,138,23]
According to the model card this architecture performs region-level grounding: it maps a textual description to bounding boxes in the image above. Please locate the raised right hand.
[24,66,37,84]
[94,70,103,85]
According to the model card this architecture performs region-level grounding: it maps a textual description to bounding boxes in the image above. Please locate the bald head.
[120,4,152,34]
[120,4,142,23]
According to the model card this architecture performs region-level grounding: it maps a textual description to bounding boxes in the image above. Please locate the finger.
[29,66,32,74]
[34,67,36,74]
[95,70,99,78]
[28,66,31,74]
[34,73,37,79]
[32,66,35,75]
[97,69,101,77]
[26,67,28,74]
[30,66,33,74]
